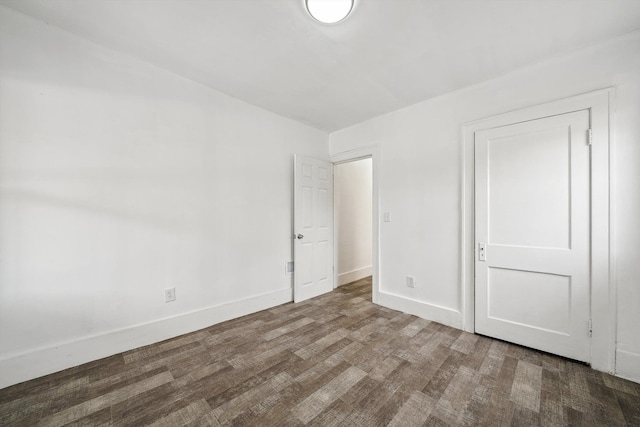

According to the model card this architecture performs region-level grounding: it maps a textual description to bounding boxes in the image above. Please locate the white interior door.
[475,109,591,362]
[294,156,334,303]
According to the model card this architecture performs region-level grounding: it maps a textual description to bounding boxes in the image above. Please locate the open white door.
[294,156,334,303]
[475,109,591,362]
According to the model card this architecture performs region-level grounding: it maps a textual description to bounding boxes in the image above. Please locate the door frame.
[330,146,380,304]
[461,88,615,373]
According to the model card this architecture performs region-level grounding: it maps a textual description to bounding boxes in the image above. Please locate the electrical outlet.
[383,212,391,222]
[406,276,415,288]
[165,287,176,302]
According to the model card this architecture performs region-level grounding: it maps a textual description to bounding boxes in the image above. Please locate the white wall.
[330,32,640,382]
[0,6,328,388]
[335,159,372,286]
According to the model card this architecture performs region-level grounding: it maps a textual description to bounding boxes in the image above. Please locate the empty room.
[1,0,639,425]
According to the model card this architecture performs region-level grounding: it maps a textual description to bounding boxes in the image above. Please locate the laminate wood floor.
[1,277,639,426]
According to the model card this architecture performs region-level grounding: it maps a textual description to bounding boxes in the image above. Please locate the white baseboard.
[378,291,462,330]
[616,349,640,383]
[338,266,372,286]
[0,287,292,389]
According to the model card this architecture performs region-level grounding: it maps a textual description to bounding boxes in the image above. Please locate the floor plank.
[1,276,639,426]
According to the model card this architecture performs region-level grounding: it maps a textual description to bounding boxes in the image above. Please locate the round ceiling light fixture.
[306,0,354,24]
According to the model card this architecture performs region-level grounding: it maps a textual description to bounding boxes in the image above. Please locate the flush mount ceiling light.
[306,0,354,24]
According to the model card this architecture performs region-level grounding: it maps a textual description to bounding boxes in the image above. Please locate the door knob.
[296,234,304,239]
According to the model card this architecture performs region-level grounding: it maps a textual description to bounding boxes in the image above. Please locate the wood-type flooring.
[1,277,639,426]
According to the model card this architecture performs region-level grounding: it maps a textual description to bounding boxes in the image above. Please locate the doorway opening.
[334,157,373,301]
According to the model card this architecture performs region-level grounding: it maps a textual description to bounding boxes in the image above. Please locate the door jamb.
[461,88,615,373]
[330,146,380,304]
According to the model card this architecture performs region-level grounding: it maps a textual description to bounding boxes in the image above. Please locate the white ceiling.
[2,0,639,132]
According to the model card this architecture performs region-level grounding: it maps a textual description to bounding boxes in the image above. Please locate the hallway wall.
[335,159,372,285]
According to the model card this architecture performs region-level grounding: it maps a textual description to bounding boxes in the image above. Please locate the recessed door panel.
[301,242,313,287]
[318,188,328,228]
[488,127,570,249]
[302,186,313,229]
[318,166,329,181]
[315,240,328,282]
[488,268,570,335]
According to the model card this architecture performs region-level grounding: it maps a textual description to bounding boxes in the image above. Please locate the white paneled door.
[294,156,334,303]
[475,110,591,362]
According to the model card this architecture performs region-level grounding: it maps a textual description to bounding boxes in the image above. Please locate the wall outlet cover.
[406,276,415,288]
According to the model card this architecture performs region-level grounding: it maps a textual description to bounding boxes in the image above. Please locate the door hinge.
[588,319,593,337]
[587,129,593,146]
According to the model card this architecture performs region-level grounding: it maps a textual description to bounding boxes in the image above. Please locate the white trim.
[615,350,640,383]
[461,88,615,373]
[0,287,291,389]
[378,291,462,329]
[607,89,619,377]
[338,266,372,286]
[330,146,380,304]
